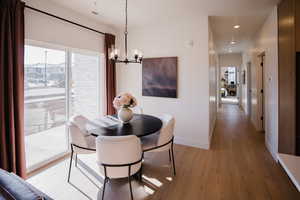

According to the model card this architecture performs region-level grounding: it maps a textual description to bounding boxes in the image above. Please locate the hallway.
[157,104,300,199]
[206,104,299,199]
[28,104,300,200]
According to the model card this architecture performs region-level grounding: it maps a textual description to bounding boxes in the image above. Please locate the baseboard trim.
[265,140,278,161]
[174,136,209,150]
[209,117,217,149]
[277,154,300,192]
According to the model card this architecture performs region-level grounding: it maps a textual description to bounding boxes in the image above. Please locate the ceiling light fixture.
[91,0,99,15]
[234,25,240,29]
[231,41,236,45]
[110,0,143,64]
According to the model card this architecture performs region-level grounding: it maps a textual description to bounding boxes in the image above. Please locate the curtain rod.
[25,5,106,35]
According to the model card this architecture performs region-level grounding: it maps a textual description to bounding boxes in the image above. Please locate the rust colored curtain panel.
[105,33,116,115]
[0,0,26,178]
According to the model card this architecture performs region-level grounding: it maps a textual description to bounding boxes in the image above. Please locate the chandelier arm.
[114,59,142,64]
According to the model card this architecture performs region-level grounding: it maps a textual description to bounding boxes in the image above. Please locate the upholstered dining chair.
[96,135,143,200]
[141,114,176,176]
[132,106,143,114]
[67,115,96,183]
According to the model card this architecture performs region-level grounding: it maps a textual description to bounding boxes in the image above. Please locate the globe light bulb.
[138,52,143,58]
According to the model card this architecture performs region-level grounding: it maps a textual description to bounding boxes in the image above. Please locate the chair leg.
[139,165,143,181]
[171,141,176,176]
[75,153,78,167]
[168,150,171,163]
[139,152,144,181]
[128,166,134,200]
[102,177,108,200]
[128,176,133,200]
[67,148,74,183]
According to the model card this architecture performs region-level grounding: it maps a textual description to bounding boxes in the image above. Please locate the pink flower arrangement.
[113,93,137,109]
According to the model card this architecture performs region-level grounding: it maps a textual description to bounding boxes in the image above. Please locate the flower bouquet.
[113,93,137,123]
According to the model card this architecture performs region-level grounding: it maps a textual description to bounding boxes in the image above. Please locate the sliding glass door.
[24,43,102,171]
[70,52,102,119]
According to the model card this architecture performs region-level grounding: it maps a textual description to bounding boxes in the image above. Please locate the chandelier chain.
[125,0,128,34]
[124,0,128,58]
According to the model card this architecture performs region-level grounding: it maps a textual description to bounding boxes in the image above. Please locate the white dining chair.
[141,114,176,176]
[132,106,143,114]
[96,135,143,200]
[67,115,96,183]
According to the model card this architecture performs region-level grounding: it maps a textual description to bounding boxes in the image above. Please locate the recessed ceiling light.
[231,41,236,44]
[92,0,99,15]
[92,11,99,15]
[234,25,240,29]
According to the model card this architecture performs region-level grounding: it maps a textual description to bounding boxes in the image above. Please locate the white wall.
[244,7,278,159]
[219,53,243,67]
[24,0,116,52]
[116,17,213,149]
[209,22,218,142]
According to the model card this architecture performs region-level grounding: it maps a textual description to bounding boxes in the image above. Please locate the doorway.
[247,62,252,116]
[259,53,265,132]
[220,66,239,104]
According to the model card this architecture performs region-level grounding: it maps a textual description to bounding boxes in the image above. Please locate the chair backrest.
[96,135,142,179]
[67,115,91,152]
[157,114,175,148]
[71,115,90,134]
[131,106,143,114]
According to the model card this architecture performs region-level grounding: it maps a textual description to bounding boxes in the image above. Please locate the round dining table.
[89,114,163,138]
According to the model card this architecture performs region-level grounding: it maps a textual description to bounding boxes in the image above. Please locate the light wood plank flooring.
[28,104,300,200]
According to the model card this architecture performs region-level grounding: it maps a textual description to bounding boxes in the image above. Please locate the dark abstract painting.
[142,57,178,98]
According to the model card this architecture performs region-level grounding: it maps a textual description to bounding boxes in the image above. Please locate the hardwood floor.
[28,104,300,200]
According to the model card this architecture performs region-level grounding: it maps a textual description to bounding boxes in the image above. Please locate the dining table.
[88,114,163,138]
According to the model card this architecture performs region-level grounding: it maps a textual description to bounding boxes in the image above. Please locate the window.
[227,67,236,84]
[24,42,103,171]
[70,52,103,119]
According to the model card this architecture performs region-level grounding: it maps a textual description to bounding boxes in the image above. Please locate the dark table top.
[89,114,162,138]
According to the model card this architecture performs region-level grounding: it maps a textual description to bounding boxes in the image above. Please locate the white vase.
[118,107,133,123]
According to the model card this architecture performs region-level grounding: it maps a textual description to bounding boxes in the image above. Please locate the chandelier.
[110,0,143,64]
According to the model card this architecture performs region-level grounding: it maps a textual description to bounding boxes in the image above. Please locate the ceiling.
[46,0,279,53]
[210,16,266,54]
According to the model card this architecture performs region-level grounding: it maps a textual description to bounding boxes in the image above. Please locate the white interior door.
[247,62,252,117]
